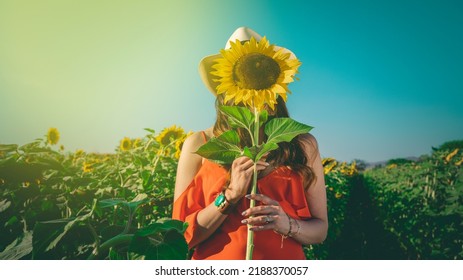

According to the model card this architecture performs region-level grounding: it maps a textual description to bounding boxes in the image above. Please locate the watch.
[214,191,235,214]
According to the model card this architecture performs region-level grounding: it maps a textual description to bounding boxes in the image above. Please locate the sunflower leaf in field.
[0,231,33,260]
[195,130,242,165]
[265,117,313,145]
[0,199,11,213]
[0,144,18,152]
[128,193,150,212]
[99,198,126,209]
[128,219,188,260]
[144,128,155,134]
[32,200,96,257]
[5,216,19,227]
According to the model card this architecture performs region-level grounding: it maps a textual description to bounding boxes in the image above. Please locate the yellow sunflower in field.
[156,125,185,146]
[211,36,301,111]
[120,137,132,151]
[82,162,94,173]
[47,128,60,145]
[133,138,142,148]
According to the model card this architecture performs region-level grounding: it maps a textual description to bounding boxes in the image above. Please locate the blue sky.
[0,0,462,162]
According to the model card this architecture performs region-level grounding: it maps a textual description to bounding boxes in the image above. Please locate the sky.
[1,0,462,162]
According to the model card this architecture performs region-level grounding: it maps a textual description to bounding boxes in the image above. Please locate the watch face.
[214,193,225,207]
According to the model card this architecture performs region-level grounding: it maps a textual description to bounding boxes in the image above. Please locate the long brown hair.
[213,95,316,189]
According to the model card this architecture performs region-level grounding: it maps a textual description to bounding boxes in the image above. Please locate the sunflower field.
[1,127,461,259]
[0,126,190,260]
[364,145,463,259]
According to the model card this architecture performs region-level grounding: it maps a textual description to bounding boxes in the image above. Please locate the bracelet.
[279,212,293,248]
[214,190,236,214]
[290,219,301,237]
[285,212,293,237]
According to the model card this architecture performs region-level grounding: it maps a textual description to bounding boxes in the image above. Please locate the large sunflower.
[211,36,301,111]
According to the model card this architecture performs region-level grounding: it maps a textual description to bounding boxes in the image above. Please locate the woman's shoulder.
[297,133,320,162]
[298,133,319,151]
[181,128,212,154]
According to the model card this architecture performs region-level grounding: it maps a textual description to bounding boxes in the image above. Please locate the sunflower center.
[233,53,280,90]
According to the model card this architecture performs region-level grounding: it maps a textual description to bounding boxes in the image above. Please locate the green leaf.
[219,106,254,130]
[195,130,242,165]
[242,143,279,162]
[0,199,11,213]
[135,219,186,237]
[5,216,19,227]
[259,110,269,126]
[128,193,150,212]
[255,142,279,162]
[32,217,74,258]
[32,200,96,257]
[0,144,18,152]
[242,146,255,160]
[99,198,126,209]
[0,231,32,260]
[128,219,188,260]
[144,128,155,134]
[265,118,313,144]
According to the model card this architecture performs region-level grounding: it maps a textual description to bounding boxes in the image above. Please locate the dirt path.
[328,175,407,259]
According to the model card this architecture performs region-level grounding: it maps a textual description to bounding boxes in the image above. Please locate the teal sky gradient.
[1,0,462,162]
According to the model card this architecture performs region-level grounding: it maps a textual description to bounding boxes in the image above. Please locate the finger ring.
[265,216,271,223]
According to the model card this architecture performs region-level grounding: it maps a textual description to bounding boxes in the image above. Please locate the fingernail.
[241,211,247,216]
[241,219,248,224]
[245,194,251,199]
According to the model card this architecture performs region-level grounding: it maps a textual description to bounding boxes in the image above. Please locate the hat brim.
[199,53,222,96]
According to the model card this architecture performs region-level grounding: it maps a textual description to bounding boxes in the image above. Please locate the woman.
[173,27,327,260]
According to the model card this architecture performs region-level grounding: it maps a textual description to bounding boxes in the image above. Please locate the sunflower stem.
[245,107,260,260]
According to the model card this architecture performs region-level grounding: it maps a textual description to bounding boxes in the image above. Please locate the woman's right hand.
[225,156,269,204]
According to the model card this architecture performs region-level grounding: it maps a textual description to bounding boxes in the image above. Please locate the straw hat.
[198,27,297,95]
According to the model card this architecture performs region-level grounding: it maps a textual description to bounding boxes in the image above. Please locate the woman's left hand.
[241,193,290,235]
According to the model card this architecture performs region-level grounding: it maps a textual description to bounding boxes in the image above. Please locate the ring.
[264,216,271,224]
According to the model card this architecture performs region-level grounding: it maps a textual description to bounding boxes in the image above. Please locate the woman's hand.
[240,193,291,235]
[226,157,269,204]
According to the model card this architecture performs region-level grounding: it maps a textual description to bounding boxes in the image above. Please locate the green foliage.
[386,158,414,165]
[195,106,312,164]
[437,140,463,151]
[364,148,463,259]
[0,127,189,259]
[194,130,242,165]
[3,125,460,260]
[305,160,357,259]
[264,118,313,145]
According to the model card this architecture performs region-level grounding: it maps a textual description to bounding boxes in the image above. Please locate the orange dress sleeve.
[172,160,228,247]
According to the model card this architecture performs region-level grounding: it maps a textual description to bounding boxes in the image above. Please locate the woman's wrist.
[224,185,242,204]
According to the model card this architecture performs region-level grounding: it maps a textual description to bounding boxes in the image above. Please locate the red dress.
[172,159,311,260]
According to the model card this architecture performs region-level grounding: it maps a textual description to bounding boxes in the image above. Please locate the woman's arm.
[173,131,268,248]
[242,134,328,245]
[293,133,328,244]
